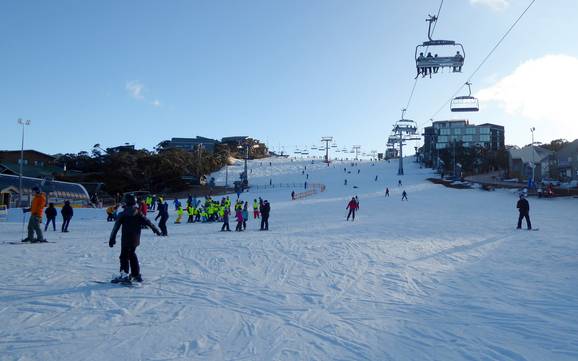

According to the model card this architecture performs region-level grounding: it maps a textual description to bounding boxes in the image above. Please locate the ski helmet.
[123,193,137,207]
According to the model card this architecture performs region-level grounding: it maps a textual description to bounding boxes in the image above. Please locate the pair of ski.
[93,276,143,287]
[5,239,56,245]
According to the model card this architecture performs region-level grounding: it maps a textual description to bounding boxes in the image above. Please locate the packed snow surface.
[1,158,577,361]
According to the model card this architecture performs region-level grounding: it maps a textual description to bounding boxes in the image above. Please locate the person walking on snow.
[385,188,390,197]
[61,200,73,232]
[109,194,161,283]
[22,187,46,242]
[235,207,244,231]
[401,190,408,201]
[516,194,532,230]
[44,203,57,231]
[346,197,359,221]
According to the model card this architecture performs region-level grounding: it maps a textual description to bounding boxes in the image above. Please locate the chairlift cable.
[426,0,538,123]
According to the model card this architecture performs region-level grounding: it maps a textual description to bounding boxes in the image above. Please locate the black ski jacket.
[61,204,74,218]
[109,207,160,248]
[45,207,57,219]
[260,202,271,217]
[517,198,530,213]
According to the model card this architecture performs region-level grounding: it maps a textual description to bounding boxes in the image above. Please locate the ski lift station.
[0,174,90,209]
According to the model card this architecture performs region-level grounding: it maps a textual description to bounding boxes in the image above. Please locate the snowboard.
[5,240,55,245]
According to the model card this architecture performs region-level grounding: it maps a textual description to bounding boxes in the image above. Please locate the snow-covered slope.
[1,158,577,361]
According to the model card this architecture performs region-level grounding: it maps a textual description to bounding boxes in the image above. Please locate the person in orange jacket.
[23,186,47,242]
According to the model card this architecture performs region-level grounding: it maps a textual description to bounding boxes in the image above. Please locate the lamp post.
[17,119,31,207]
[530,127,536,187]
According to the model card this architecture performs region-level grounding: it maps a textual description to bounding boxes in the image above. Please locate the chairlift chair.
[415,15,465,78]
[451,82,479,112]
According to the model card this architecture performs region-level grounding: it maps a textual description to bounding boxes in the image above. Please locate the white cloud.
[151,99,161,107]
[470,0,510,11]
[477,54,578,143]
[126,81,145,100]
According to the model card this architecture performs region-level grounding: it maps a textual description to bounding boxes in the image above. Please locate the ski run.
[1,157,577,361]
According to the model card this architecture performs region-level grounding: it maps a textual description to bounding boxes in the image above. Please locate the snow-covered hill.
[1,157,577,361]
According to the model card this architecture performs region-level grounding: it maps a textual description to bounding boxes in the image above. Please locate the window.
[480,135,490,142]
[462,135,473,142]
[465,127,476,135]
[438,136,448,143]
[440,129,451,135]
[479,127,491,134]
[453,128,462,135]
[436,143,447,149]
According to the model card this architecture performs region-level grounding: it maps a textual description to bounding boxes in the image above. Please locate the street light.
[530,127,536,187]
[17,119,31,207]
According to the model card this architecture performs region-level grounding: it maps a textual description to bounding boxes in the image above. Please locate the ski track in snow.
[1,158,577,361]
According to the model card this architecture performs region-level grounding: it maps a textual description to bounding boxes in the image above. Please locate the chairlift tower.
[392,109,420,176]
[352,145,361,161]
[321,136,333,164]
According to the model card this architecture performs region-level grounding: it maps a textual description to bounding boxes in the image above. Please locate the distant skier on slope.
[516,194,532,230]
[109,194,161,283]
[346,197,359,221]
[385,188,390,197]
[401,190,408,201]
[22,187,46,242]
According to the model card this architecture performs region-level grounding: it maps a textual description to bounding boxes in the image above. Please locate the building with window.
[163,137,220,153]
[508,146,555,182]
[0,150,64,178]
[556,139,578,181]
[422,120,505,169]
[0,174,90,208]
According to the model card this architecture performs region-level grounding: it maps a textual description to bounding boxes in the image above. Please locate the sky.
[1,0,577,156]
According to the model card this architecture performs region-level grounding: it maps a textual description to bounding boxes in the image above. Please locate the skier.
[242,202,249,230]
[401,190,408,201]
[291,190,295,200]
[260,200,270,231]
[106,205,117,222]
[22,186,46,242]
[155,199,169,236]
[61,200,73,232]
[344,179,348,186]
[385,188,390,197]
[398,179,402,186]
[346,197,358,221]
[374,175,378,182]
[44,203,57,231]
[235,207,244,231]
[174,204,183,224]
[253,199,260,219]
[221,208,231,231]
[109,194,161,283]
[516,194,532,230]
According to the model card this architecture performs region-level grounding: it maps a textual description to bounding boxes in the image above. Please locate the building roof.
[0,163,64,178]
[0,173,89,199]
[221,136,249,143]
[0,150,56,159]
[557,139,578,157]
[509,146,553,164]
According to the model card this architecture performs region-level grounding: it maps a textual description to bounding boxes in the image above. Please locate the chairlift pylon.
[451,82,479,112]
[415,15,465,78]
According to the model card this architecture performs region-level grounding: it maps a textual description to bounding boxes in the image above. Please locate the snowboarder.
[44,203,57,231]
[516,194,532,230]
[385,188,390,197]
[398,179,402,186]
[401,190,408,201]
[155,200,169,236]
[260,200,270,230]
[346,197,358,221]
[22,187,46,242]
[61,200,73,232]
[109,194,161,283]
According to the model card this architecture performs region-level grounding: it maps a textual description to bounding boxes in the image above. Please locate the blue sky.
[2,0,577,155]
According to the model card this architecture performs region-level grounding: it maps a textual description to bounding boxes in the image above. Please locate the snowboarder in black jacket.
[44,203,57,231]
[109,194,161,282]
[516,194,532,230]
[260,200,270,230]
[61,200,74,232]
